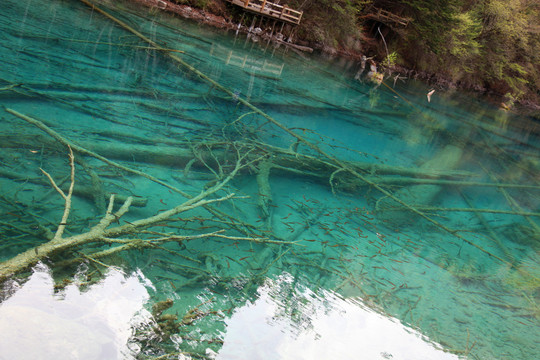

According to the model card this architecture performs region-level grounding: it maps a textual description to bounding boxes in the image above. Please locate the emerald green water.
[0,0,539,359]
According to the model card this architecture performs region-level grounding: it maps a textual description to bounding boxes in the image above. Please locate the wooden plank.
[227,0,302,25]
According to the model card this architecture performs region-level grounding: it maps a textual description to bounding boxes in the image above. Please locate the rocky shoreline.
[129,0,364,56]
[132,0,234,29]
[128,0,539,111]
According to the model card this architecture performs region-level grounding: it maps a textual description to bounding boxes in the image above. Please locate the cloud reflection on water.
[0,264,150,360]
[218,273,462,360]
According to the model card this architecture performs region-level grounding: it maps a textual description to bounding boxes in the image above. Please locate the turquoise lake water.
[0,0,539,359]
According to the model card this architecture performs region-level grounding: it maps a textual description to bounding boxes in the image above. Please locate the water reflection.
[218,273,461,360]
[209,43,285,78]
[0,264,150,360]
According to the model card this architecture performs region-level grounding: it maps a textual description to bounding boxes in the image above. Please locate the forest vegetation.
[168,0,540,107]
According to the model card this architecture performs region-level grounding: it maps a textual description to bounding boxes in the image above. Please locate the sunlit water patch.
[0,0,539,359]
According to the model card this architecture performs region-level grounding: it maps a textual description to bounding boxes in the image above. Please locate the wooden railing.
[227,0,303,25]
[210,44,285,76]
[361,8,411,27]
[226,51,285,75]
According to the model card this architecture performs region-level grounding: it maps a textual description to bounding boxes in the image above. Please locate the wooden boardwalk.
[361,8,411,27]
[227,0,303,25]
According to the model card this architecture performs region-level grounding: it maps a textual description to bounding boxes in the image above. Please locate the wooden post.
[288,26,296,43]
[244,0,250,8]
[270,19,276,37]
[280,5,287,19]
[249,15,256,32]
[261,0,267,12]
[239,12,245,26]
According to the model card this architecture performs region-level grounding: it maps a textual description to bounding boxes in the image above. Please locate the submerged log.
[375,144,464,224]
[0,168,148,207]
[70,0,527,272]
[0,133,475,185]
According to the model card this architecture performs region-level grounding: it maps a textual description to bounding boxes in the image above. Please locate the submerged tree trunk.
[375,144,464,224]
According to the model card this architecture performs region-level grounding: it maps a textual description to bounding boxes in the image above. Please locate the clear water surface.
[0,0,538,359]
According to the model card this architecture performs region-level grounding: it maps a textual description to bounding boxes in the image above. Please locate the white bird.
[427,89,435,102]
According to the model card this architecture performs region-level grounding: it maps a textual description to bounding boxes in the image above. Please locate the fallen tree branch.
[4,133,538,194]
[73,0,520,269]
[255,160,273,222]
[4,107,193,199]
[0,194,133,281]
[0,133,479,181]
[40,145,75,240]
[0,166,147,207]
[416,206,540,218]
[0,141,254,280]
[3,109,265,238]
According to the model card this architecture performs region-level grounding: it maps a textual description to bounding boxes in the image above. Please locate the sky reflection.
[218,273,462,360]
[0,264,150,360]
